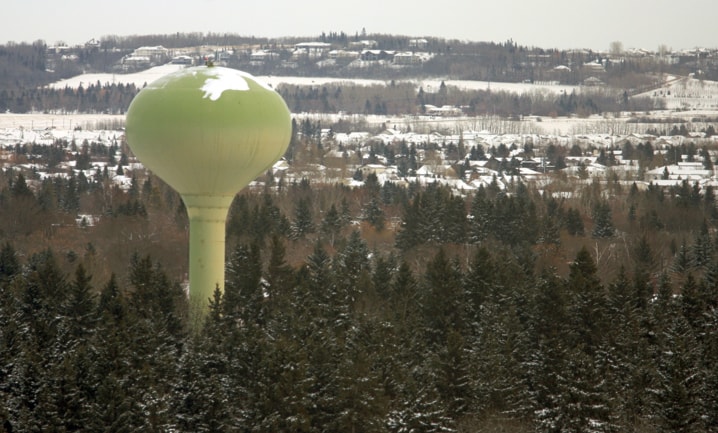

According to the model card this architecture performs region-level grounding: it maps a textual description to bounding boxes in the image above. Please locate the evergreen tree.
[566,247,607,352]
[334,229,371,307]
[689,220,712,269]
[372,252,396,302]
[329,323,388,432]
[97,273,125,324]
[265,235,295,320]
[172,319,236,432]
[605,267,652,427]
[291,197,315,238]
[673,239,691,274]
[10,172,33,199]
[395,197,422,250]
[363,196,385,231]
[225,242,264,326]
[469,186,493,242]
[565,207,585,236]
[591,200,614,238]
[421,248,465,346]
[434,329,472,420]
[0,242,19,283]
[62,263,97,339]
[651,311,702,432]
[390,260,420,327]
[320,203,343,245]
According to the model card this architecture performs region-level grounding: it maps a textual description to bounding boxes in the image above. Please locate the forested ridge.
[1,32,711,116]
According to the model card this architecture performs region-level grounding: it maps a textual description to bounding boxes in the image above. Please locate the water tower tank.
[125,65,291,312]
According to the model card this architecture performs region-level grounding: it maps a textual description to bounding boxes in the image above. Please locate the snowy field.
[0,112,623,137]
[47,63,579,95]
[1,110,716,138]
[0,113,124,131]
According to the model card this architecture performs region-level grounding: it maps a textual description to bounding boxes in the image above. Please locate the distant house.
[293,42,331,58]
[393,52,423,65]
[360,50,396,61]
[121,56,151,69]
[85,38,101,49]
[360,163,393,177]
[645,162,712,182]
[582,60,605,73]
[583,76,605,86]
[349,40,378,49]
[171,55,193,65]
[409,38,428,49]
[328,50,360,61]
[424,104,463,117]
[46,44,71,54]
[250,50,280,64]
[132,46,169,64]
[416,164,459,178]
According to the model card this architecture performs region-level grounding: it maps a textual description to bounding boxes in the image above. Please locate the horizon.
[2,0,717,52]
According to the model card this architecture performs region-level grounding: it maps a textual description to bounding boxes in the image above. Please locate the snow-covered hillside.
[48,64,188,89]
[635,75,718,110]
[48,63,579,96]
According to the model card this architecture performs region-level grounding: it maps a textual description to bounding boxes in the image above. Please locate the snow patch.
[199,68,275,101]
[200,68,250,100]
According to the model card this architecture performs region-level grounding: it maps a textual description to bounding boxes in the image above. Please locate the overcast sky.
[2,0,716,51]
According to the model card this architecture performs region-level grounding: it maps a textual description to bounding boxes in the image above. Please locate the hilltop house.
[349,40,378,49]
[132,46,169,63]
[409,38,429,49]
[360,50,396,61]
[250,50,280,64]
[293,42,331,58]
[394,52,424,65]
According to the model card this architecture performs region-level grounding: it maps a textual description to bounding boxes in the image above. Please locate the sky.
[2,0,717,52]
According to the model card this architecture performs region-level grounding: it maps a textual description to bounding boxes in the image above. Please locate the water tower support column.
[184,194,234,307]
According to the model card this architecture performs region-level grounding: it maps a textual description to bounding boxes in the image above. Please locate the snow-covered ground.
[635,75,718,110]
[47,64,188,89]
[0,113,124,131]
[47,63,579,95]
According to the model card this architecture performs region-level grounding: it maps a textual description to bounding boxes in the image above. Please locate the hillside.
[3,31,718,109]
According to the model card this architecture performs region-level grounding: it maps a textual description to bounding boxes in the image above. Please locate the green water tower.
[125,65,291,311]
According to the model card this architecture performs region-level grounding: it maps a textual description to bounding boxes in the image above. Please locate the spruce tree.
[0,242,19,283]
[591,200,614,238]
[320,202,343,245]
[421,248,465,346]
[224,242,264,325]
[291,196,315,238]
[651,311,702,432]
[265,234,295,322]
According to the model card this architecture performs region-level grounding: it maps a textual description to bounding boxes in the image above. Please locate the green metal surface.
[125,66,291,309]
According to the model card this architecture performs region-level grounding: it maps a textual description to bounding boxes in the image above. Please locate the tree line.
[0,75,659,119]
[1,219,716,431]
[0,82,139,114]
[276,82,659,118]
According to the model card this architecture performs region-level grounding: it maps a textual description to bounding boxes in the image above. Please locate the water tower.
[125,65,291,312]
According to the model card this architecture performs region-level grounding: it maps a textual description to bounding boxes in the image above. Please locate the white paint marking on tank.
[201,68,250,101]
